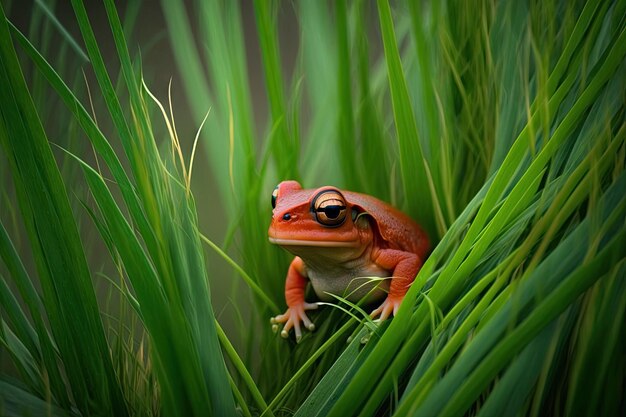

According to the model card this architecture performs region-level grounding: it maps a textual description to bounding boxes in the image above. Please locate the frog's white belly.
[305,259,391,303]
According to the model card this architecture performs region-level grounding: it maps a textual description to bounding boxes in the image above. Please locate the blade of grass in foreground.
[0,3,128,414]
[293,327,378,417]
[474,315,565,417]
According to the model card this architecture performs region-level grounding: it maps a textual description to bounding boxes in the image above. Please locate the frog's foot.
[270,302,318,342]
[370,296,402,322]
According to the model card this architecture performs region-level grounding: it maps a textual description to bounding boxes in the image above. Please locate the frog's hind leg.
[371,249,422,321]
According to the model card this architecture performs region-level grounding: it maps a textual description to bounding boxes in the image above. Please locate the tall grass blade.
[0,3,128,414]
[377,0,439,238]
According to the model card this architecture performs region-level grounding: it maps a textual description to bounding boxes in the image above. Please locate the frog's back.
[346,191,430,258]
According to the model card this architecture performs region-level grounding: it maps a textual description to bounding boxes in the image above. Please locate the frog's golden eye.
[271,186,279,209]
[312,190,347,227]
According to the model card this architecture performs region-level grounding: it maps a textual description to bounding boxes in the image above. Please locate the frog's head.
[268,181,370,251]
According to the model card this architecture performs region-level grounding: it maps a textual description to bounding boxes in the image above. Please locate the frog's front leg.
[371,249,422,321]
[271,256,318,342]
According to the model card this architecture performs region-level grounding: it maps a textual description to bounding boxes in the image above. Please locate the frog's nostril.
[283,213,291,221]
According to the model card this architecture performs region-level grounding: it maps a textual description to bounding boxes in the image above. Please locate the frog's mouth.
[269,237,360,248]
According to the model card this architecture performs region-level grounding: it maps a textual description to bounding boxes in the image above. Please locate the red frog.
[268,180,429,341]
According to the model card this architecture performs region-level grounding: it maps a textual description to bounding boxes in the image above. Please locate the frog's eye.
[312,190,347,227]
[271,186,279,209]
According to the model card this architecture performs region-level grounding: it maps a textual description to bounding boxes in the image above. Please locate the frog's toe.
[273,303,318,342]
[279,312,304,342]
[371,297,402,322]
[270,312,288,324]
[301,302,318,331]
[280,318,295,339]
[301,314,315,332]
[370,303,391,321]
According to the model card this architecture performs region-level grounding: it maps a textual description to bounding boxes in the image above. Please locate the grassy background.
[1,0,625,416]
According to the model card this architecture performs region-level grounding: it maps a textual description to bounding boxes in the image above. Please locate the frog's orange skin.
[268,180,429,342]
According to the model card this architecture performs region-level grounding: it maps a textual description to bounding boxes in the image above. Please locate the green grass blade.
[216,321,273,416]
[354,1,391,201]
[253,0,299,180]
[565,263,626,416]
[377,0,439,238]
[0,3,128,413]
[335,0,360,192]
[395,125,623,414]
[68,150,212,415]
[33,0,89,63]
[196,0,257,195]
[475,320,559,416]
[294,327,376,417]
[200,232,279,313]
[268,318,360,413]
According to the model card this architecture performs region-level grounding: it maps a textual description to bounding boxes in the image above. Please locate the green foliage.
[0,3,126,414]
[1,0,624,416]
